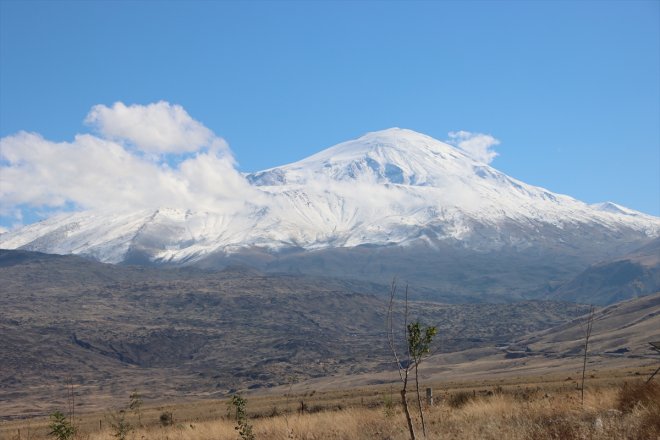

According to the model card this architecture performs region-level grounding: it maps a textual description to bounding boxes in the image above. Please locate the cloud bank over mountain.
[85,101,228,155]
[446,130,500,164]
[2,112,658,265]
[0,102,257,224]
[0,101,507,229]
[1,112,658,302]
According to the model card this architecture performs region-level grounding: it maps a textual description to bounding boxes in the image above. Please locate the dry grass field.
[3,369,658,440]
[2,252,658,439]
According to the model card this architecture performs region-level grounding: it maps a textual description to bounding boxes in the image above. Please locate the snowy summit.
[1,128,658,265]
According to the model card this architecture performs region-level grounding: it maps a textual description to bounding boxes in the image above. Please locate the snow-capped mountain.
[1,128,658,298]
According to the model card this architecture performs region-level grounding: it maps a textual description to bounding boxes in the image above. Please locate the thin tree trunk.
[647,342,660,384]
[388,279,415,440]
[401,378,416,440]
[580,306,594,406]
[581,336,588,404]
[414,362,427,438]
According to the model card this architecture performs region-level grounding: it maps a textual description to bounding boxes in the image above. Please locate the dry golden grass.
[4,381,658,440]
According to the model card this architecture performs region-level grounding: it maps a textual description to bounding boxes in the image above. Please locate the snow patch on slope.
[1,128,658,264]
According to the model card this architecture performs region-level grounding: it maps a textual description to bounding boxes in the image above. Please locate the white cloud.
[446,131,500,164]
[0,225,7,234]
[0,102,258,219]
[85,101,227,155]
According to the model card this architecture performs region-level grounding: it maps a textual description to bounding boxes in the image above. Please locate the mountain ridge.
[1,128,658,299]
[550,237,660,305]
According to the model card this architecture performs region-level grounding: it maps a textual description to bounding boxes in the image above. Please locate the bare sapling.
[387,278,437,440]
[579,305,595,406]
[408,321,437,438]
[647,341,660,384]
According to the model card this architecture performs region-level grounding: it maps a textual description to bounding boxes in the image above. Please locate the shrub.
[616,380,660,439]
[533,415,583,440]
[108,410,133,440]
[229,394,255,440]
[129,390,143,425]
[48,411,76,440]
[617,381,660,413]
[382,392,395,417]
[447,391,473,409]
[637,403,660,439]
[159,411,174,426]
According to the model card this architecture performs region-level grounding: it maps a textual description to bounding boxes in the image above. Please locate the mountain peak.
[337,127,456,155]
[357,127,427,141]
[2,128,658,269]
[248,128,468,187]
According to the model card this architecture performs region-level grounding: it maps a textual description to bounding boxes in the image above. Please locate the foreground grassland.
[3,373,658,440]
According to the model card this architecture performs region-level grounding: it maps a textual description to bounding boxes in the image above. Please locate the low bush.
[159,411,174,427]
[447,390,474,409]
[48,411,76,440]
[616,381,660,413]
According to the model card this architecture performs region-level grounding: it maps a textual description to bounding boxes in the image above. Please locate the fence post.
[426,388,433,406]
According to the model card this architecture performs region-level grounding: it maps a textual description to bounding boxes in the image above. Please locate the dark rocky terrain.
[0,249,590,418]
[551,238,660,305]
[522,291,660,354]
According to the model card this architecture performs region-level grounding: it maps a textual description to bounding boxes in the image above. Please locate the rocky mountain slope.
[551,238,660,305]
[521,291,660,356]
[0,249,589,418]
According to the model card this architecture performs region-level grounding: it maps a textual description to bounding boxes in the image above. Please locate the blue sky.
[1,0,659,229]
